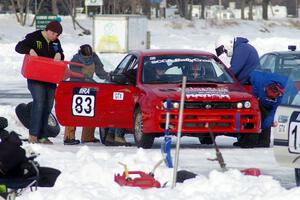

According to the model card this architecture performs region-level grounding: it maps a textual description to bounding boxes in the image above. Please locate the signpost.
[35,15,57,30]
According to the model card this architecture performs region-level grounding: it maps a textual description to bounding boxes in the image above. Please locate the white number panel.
[72,88,96,117]
[288,112,300,153]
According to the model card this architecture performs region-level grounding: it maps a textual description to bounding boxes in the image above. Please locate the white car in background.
[273,92,300,186]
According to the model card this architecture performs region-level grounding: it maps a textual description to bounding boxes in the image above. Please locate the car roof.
[130,49,215,57]
[264,51,300,56]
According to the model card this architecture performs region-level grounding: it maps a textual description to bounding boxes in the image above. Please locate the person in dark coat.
[245,70,298,147]
[64,44,109,145]
[215,37,260,84]
[15,20,64,144]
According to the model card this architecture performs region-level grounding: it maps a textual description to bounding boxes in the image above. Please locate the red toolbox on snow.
[21,54,84,84]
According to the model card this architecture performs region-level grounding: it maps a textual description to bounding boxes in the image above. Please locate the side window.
[260,54,276,73]
[124,56,138,84]
[114,55,133,75]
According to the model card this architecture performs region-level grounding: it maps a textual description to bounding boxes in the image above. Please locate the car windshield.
[141,55,235,84]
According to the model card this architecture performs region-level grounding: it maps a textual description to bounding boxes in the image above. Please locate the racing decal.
[113,92,124,100]
[72,88,96,117]
[278,115,288,123]
[185,87,230,99]
[288,111,300,153]
[278,124,286,133]
[150,58,211,65]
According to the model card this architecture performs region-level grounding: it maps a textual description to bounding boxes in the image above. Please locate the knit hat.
[45,21,63,35]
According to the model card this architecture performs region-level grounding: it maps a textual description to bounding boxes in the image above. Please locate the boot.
[255,127,271,148]
[64,127,80,145]
[105,134,115,146]
[28,135,38,144]
[81,127,99,143]
[114,135,131,146]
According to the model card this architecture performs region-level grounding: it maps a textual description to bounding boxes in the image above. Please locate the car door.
[55,54,138,129]
[273,95,300,169]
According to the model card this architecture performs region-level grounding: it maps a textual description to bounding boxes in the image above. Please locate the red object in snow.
[114,171,161,189]
[240,168,261,176]
[21,54,84,84]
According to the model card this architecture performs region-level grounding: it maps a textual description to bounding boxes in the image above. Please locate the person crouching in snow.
[63,44,109,145]
[15,20,64,144]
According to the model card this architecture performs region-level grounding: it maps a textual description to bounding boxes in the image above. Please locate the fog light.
[237,102,243,109]
[173,102,180,109]
[163,101,168,109]
[244,101,251,108]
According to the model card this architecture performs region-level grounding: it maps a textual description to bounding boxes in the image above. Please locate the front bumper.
[143,109,261,135]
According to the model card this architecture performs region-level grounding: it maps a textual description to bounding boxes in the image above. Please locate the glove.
[29,49,38,56]
[53,53,61,61]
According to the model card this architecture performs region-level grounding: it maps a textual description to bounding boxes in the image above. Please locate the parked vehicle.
[258,45,300,89]
[55,49,261,148]
[273,90,300,186]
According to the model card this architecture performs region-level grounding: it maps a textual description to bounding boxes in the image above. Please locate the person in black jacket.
[15,20,64,144]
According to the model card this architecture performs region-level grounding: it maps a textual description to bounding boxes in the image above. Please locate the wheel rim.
[135,112,143,142]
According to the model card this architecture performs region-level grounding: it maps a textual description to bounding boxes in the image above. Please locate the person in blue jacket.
[215,36,260,84]
[246,70,298,147]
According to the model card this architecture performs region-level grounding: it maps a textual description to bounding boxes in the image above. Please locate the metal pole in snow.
[171,76,187,188]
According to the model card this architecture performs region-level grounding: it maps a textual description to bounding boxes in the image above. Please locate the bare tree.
[248,0,254,20]
[10,0,31,26]
[241,0,245,19]
[200,0,206,19]
[51,0,59,15]
[61,0,90,34]
[262,0,270,20]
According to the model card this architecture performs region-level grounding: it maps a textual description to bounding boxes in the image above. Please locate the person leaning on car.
[215,36,263,147]
[63,44,109,145]
[15,20,64,144]
[215,36,260,84]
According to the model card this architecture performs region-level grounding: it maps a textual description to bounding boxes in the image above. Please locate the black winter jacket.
[15,30,64,60]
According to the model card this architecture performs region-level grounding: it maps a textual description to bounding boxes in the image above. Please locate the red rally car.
[55,49,261,148]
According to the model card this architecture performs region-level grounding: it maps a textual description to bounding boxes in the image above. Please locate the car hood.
[143,83,253,101]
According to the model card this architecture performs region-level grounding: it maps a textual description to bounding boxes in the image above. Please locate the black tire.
[99,128,109,144]
[295,168,300,187]
[133,108,154,149]
[0,117,8,130]
[15,102,60,138]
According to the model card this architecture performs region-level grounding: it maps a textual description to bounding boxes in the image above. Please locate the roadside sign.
[85,0,103,6]
[35,15,57,30]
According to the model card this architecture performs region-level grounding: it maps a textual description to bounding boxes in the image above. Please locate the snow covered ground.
[1,14,300,199]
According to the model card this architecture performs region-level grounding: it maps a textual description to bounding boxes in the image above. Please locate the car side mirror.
[111,73,128,84]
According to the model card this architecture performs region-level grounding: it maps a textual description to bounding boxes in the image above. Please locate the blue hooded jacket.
[230,37,259,84]
[249,70,298,129]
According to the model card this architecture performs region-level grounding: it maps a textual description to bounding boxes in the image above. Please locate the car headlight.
[244,101,251,108]
[173,102,180,109]
[237,102,243,109]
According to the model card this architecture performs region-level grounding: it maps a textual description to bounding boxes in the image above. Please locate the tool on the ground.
[114,161,162,189]
[207,124,261,176]
[161,98,173,168]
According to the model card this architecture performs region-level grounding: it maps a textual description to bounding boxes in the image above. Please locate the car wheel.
[99,128,108,144]
[0,117,8,130]
[15,102,60,138]
[295,168,300,187]
[134,108,154,149]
